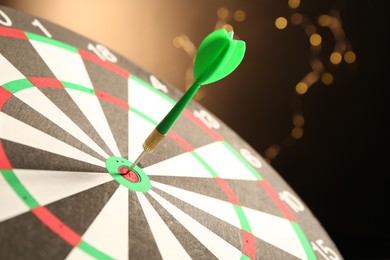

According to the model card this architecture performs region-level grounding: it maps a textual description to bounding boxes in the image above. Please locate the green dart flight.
[128,28,246,170]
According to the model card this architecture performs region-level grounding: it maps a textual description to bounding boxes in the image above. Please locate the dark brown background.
[0,0,387,258]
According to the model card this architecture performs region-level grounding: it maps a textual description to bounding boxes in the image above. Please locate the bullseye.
[123,171,139,182]
[118,167,140,183]
[105,156,150,192]
[118,167,129,175]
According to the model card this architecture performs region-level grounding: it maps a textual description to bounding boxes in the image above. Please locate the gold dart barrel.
[142,128,165,153]
[128,128,166,171]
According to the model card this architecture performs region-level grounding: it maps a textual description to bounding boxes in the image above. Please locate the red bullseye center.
[119,167,129,175]
[118,167,139,183]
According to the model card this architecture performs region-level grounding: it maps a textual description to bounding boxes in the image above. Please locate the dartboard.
[0,5,342,260]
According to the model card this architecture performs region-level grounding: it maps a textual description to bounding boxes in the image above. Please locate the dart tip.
[128,150,146,171]
[128,162,137,172]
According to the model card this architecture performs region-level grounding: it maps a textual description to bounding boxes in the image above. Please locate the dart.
[128,28,246,170]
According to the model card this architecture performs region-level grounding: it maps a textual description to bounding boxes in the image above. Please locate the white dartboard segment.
[144,152,213,178]
[65,247,93,260]
[13,169,112,211]
[195,142,258,181]
[136,192,191,260]
[28,40,93,88]
[128,110,156,161]
[67,185,129,260]
[0,112,106,168]
[0,54,25,84]
[128,77,173,123]
[0,173,30,222]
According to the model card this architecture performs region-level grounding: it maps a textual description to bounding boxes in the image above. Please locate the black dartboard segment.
[0,6,342,260]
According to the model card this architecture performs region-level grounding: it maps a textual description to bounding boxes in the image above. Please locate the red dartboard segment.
[78,49,129,78]
[0,86,12,110]
[167,131,194,152]
[32,206,82,247]
[0,87,13,170]
[242,230,256,260]
[24,77,130,110]
[258,179,297,222]
[28,77,64,88]
[214,177,241,206]
[0,141,12,170]
[94,89,130,110]
[0,26,27,39]
[183,109,223,141]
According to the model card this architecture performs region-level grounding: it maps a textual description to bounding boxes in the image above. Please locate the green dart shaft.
[128,78,203,171]
[157,78,202,134]
[137,78,202,156]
